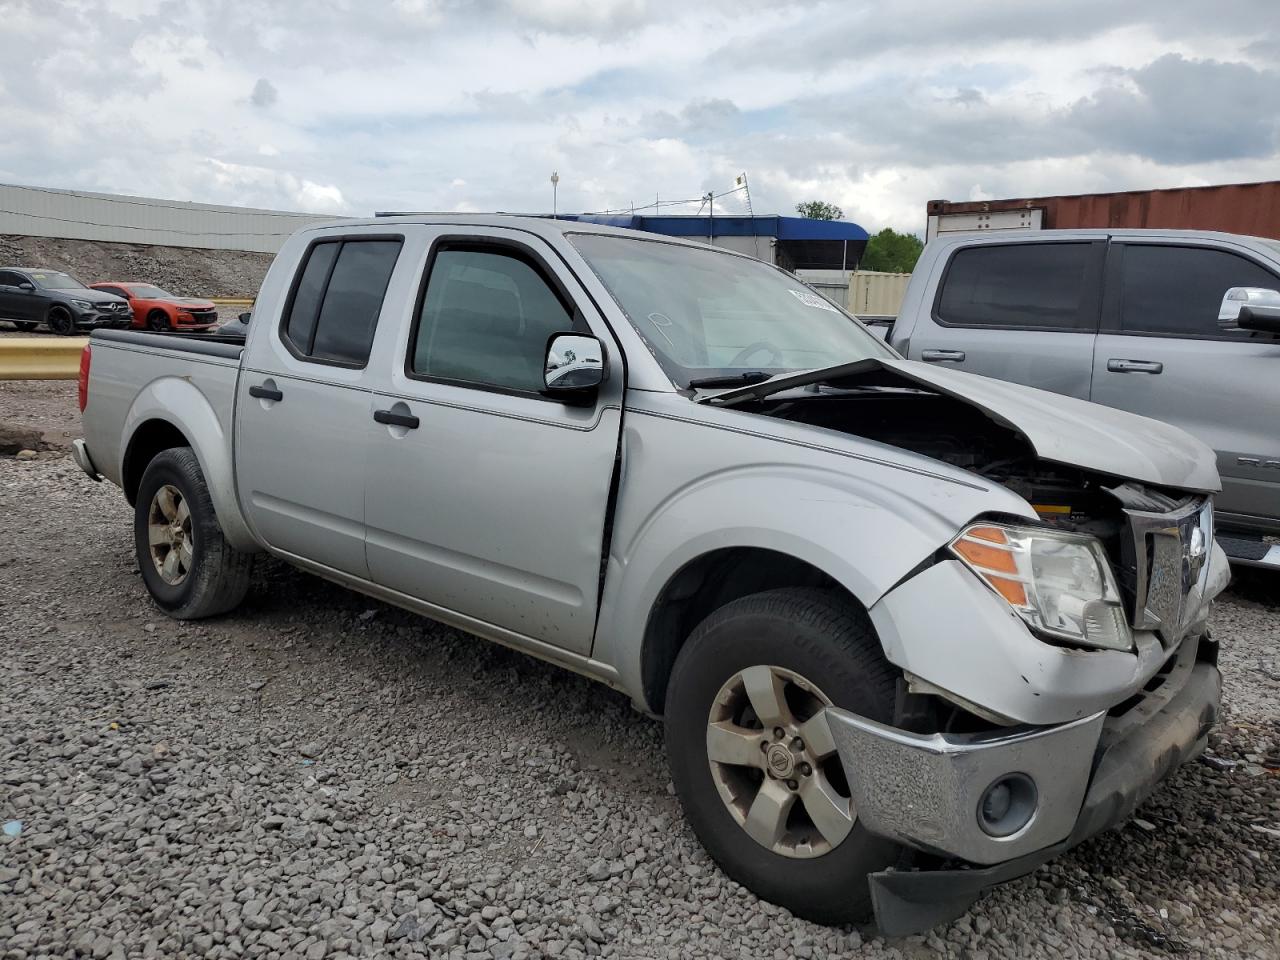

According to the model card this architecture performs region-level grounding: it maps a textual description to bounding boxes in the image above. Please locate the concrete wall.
[0,183,342,253]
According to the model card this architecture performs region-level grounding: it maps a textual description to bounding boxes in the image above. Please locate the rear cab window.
[935,242,1100,331]
[281,237,403,367]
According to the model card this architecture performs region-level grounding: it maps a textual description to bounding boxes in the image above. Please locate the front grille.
[1119,497,1212,648]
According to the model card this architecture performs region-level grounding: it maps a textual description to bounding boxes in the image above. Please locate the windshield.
[30,271,84,290]
[569,234,892,388]
[129,285,174,299]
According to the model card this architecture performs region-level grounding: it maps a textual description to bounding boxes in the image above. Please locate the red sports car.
[90,282,219,332]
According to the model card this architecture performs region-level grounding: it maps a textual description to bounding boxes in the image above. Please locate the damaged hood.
[703,358,1221,493]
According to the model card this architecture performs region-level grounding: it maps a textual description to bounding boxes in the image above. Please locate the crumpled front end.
[824,631,1220,935]
[820,488,1229,935]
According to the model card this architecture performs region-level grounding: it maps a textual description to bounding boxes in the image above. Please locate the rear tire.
[147,309,170,331]
[47,307,75,335]
[14,321,37,332]
[664,587,903,925]
[134,447,252,619]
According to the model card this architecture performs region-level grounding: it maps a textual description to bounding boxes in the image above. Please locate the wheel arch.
[638,547,870,716]
[118,378,257,551]
[123,418,190,504]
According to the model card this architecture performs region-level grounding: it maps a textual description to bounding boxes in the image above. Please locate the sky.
[1,0,1278,234]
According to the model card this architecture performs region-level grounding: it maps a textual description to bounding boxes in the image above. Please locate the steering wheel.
[728,340,784,368]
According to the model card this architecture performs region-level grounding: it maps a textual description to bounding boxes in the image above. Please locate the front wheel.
[147,309,170,331]
[134,447,252,619]
[664,588,904,925]
[47,307,75,335]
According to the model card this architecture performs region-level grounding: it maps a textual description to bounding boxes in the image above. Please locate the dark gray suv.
[0,267,131,334]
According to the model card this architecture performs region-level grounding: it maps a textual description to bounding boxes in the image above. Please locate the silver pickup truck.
[75,216,1228,935]
[885,229,1280,570]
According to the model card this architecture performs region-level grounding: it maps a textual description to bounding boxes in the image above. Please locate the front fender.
[121,376,257,551]
[595,460,1035,702]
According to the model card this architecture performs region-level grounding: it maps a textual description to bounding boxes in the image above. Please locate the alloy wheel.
[147,484,193,585]
[705,664,855,858]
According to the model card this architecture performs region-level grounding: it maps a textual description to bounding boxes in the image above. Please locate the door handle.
[248,384,283,401]
[921,349,966,362]
[1106,359,1163,374]
[374,409,420,429]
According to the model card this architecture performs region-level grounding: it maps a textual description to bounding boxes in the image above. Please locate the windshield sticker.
[788,289,839,313]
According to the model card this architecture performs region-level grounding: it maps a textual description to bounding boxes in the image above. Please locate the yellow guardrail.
[0,337,89,380]
[210,298,254,306]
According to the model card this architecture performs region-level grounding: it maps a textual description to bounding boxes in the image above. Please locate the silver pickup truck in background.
[885,229,1280,570]
[75,216,1228,934]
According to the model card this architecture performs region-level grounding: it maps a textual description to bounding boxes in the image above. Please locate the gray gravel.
[0,235,270,299]
[2,453,1278,959]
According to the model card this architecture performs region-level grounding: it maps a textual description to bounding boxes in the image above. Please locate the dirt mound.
[0,235,272,298]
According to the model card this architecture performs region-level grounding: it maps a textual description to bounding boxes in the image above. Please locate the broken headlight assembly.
[950,523,1133,652]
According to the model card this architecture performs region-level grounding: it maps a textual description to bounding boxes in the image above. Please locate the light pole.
[550,171,559,219]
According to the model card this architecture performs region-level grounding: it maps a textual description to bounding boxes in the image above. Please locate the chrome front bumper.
[825,633,1221,935]
[827,709,1105,865]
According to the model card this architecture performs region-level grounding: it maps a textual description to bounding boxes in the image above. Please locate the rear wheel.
[47,306,75,335]
[147,309,170,331]
[664,587,903,925]
[13,321,37,332]
[134,447,252,619]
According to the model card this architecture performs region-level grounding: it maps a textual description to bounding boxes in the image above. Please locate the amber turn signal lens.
[986,575,1028,606]
[965,526,1008,544]
[952,538,1019,575]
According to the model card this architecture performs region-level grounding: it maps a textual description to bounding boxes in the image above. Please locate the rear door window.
[936,242,1095,330]
[281,237,402,367]
[1111,244,1280,338]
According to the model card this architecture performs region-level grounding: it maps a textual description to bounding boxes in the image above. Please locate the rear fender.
[121,376,256,551]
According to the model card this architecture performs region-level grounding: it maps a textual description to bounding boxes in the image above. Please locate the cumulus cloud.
[0,0,1278,232]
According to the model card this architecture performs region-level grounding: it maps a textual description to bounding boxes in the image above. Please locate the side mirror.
[1219,286,1280,330]
[544,333,605,395]
[237,311,252,324]
[17,282,34,292]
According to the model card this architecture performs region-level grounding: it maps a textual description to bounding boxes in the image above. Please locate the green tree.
[794,200,844,220]
[859,227,924,273]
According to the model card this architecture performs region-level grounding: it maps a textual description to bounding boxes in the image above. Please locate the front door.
[904,238,1104,399]
[364,230,623,654]
[235,233,405,577]
[1090,240,1280,531]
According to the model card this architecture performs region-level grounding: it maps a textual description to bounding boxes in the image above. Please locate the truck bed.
[90,327,245,360]
[81,327,246,546]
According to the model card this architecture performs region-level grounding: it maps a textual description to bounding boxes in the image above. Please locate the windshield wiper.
[687,371,774,389]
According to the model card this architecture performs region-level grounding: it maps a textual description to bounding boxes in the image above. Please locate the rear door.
[363,228,623,655]
[1090,240,1280,531]
[235,231,406,578]
[903,238,1105,399]
[0,270,31,321]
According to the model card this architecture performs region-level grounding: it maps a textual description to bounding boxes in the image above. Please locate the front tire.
[147,309,170,331]
[47,306,75,335]
[664,588,903,925]
[134,447,252,619]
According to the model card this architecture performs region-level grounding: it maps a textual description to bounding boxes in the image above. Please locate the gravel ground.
[1,447,1279,959]
[0,235,270,298]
